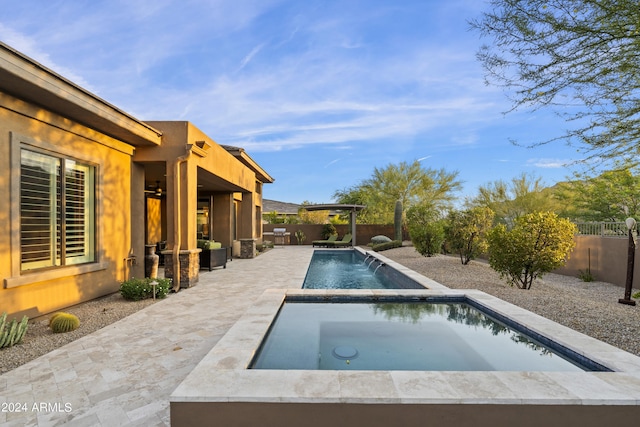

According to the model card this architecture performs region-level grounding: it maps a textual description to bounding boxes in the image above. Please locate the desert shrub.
[445,207,494,265]
[578,269,595,282]
[49,312,80,333]
[120,277,171,301]
[488,212,577,289]
[321,223,337,239]
[372,240,402,252]
[406,204,444,257]
[0,312,28,348]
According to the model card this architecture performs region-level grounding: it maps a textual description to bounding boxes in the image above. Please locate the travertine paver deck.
[0,246,314,427]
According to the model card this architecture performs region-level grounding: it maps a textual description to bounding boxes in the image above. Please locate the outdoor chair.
[312,234,338,247]
[328,233,352,247]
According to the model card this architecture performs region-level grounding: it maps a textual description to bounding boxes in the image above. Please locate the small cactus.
[49,312,80,333]
[0,312,29,349]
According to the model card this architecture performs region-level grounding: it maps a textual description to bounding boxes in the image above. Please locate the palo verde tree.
[555,165,640,222]
[467,173,561,225]
[334,160,461,224]
[445,207,495,265]
[471,0,640,164]
[487,212,577,289]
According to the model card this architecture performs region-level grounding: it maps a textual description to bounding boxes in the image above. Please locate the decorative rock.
[371,235,392,245]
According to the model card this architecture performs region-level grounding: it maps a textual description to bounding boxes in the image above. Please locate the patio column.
[163,155,201,289]
[212,193,234,248]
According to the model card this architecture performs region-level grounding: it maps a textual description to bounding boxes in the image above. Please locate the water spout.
[373,263,385,275]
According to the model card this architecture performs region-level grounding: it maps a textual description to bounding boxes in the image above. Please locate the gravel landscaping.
[382,246,640,357]
[2,245,640,374]
[0,293,157,374]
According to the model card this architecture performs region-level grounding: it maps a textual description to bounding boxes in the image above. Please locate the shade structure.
[303,204,366,246]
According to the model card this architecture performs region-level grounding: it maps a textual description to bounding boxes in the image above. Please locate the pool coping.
[171,284,640,406]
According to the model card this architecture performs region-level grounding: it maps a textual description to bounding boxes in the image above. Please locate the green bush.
[411,222,445,257]
[321,223,337,239]
[372,240,402,252]
[445,207,494,265]
[488,212,577,290]
[120,277,171,301]
[0,312,28,349]
[406,204,445,257]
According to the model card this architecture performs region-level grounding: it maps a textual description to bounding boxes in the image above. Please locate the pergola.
[303,204,366,246]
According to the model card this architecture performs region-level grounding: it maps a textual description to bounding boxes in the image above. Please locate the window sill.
[4,262,109,289]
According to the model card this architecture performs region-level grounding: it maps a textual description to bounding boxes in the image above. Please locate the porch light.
[619,217,637,306]
[154,181,163,197]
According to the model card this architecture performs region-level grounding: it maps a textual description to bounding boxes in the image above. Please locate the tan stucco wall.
[556,235,640,288]
[0,92,142,318]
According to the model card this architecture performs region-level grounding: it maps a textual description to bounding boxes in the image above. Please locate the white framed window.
[20,149,96,271]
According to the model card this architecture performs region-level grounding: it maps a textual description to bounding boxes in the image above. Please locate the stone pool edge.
[171,287,640,407]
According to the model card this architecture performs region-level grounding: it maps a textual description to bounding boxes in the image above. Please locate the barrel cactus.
[0,312,29,348]
[394,200,403,241]
[49,312,80,333]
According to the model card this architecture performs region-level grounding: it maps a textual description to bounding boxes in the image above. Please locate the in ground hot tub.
[171,289,640,427]
[251,299,605,372]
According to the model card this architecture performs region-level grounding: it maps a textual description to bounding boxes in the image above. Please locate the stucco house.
[0,43,273,318]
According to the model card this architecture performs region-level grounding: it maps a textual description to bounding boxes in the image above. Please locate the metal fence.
[574,222,629,237]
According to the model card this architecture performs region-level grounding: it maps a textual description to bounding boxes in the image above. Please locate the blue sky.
[1,0,585,205]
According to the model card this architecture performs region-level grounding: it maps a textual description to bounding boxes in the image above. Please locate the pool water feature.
[250,300,600,372]
[302,250,424,290]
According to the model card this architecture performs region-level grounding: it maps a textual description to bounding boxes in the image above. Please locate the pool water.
[302,251,404,289]
[251,301,593,371]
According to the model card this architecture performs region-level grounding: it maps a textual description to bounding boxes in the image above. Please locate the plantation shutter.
[20,150,61,269]
[63,160,95,265]
[20,149,95,270]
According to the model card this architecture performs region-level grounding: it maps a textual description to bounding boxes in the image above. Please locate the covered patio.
[133,121,274,289]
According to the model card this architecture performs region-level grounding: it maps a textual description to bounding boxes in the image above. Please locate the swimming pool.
[302,250,425,289]
[250,299,602,371]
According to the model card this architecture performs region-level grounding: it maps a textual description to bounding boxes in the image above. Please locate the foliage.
[333,160,461,224]
[487,212,577,289]
[467,173,560,225]
[297,208,329,224]
[263,211,284,224]
[406,204,445,257]
[321,223,337,239]
[371,240,403,252]
[555,166,640,222]
[295,230,306,245]
[120,277,171,301]
[0,312,28,349]
[49,312,80,333]
[445,207,495,265]
[578,269,595,282]
[470,0,640,164]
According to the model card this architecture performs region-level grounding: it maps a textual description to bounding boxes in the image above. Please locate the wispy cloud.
[238,43,266,71]
[527,158,571,168]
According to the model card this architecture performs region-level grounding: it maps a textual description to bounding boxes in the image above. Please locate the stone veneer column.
[162,249,201,288]
[239,239,256,259]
